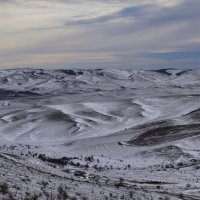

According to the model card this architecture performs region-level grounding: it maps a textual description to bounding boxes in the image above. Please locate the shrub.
[0,183,9,195]
[57,185,69,200]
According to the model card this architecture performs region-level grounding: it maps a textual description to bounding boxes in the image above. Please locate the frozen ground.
[0,68,200,199]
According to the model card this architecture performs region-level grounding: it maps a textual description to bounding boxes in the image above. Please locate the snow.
[0,68,200,199]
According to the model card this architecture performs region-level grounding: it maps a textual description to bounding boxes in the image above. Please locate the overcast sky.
[0,0,199,69]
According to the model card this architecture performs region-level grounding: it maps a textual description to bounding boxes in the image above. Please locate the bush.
[57,185,69,200]
[74,171,86,178]
[0,183,9,195]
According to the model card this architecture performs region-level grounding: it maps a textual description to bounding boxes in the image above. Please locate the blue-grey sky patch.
[143,50,200,60]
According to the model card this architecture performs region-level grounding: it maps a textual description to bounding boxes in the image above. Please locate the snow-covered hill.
[1,68,200,199]
[0,68,200,143]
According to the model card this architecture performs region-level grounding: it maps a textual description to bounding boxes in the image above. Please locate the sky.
[0,0,200,69]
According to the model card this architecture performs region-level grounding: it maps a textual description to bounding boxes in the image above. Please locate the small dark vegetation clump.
[57,185,69,200]
[74,170,86,178]
[0,183,9,195]
[114,178,125,188]
[38,154,74,165]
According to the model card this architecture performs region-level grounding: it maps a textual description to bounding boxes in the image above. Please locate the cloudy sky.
[0,0,199,69]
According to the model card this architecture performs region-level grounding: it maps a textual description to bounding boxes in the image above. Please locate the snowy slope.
[0,68,200,199]
[0,68,200,143]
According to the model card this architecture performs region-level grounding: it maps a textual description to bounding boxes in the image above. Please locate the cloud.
[143,50,200,60]
[0,0,199,69]
[64,5,149,26]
